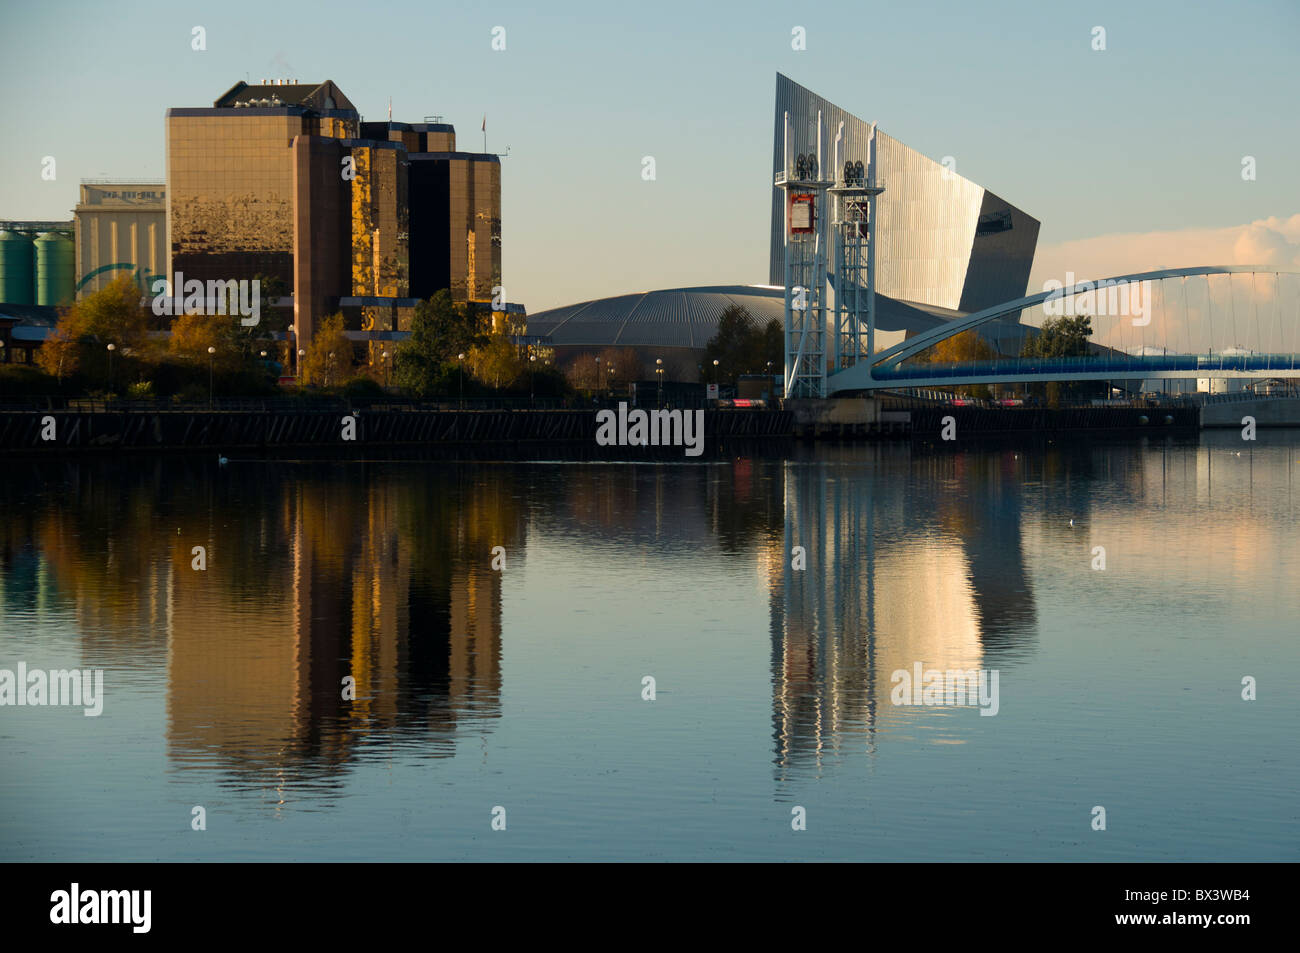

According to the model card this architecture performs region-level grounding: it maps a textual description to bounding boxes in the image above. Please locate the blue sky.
[2,0,1296,311]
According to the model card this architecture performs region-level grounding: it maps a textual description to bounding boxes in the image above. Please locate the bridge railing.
[877,353,1300,380]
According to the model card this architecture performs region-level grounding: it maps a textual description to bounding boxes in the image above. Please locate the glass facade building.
[166,81,502,358]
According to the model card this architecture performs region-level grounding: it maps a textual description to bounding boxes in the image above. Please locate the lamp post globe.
[206,346,216,406]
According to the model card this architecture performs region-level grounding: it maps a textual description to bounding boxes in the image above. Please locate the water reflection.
[769,445,1041,778]
[1,460,522,793]
[1,432,1294,808]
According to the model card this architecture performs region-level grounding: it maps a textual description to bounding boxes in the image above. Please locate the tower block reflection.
[165,467,521,781]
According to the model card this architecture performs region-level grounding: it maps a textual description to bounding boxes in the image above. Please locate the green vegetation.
[392,290,486,397]
[1020,315,1102,405]
[13,279,574,402]
[28,275,278,399]
[1021,315,1093,359]
[702,304,782,382]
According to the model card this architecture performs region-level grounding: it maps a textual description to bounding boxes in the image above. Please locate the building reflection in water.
[164,465,519,787]
[769,445,1040,781]
[4,435,1285,801]
[2,459,520,795]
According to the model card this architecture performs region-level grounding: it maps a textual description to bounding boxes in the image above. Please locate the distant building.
[74,181,166,297]
[529,75,1040,380]
[165,80,508,369]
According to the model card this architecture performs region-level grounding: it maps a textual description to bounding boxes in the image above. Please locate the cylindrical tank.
[34,231,75,307]
[0,230,35,305]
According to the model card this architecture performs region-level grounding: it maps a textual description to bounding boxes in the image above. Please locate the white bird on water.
[1069,519,1075,527]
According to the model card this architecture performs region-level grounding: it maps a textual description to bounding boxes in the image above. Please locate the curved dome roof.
[527,285,786,350]
[527,284,992,353]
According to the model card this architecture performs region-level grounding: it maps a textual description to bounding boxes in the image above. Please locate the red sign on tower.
[789,193,815,234]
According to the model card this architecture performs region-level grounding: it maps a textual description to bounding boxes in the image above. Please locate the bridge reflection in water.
[769,446,1038,781]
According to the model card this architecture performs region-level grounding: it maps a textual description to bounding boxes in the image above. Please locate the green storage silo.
[34,231,75,307]
[0,230,35,305]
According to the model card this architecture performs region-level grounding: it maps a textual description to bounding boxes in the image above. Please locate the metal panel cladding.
[769,73,1039,313]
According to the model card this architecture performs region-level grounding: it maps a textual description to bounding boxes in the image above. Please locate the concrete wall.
[1201,397,1300,427]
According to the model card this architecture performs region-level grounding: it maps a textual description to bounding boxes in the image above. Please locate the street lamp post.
[206,346,216,407]
[655,358,664,407]
[457,352,465,409]
[607,363,615,397]
[530,355,537,407]
[380,350,388,389]
[297,348,306,383]
[594,356,601,397]
[106,343,116,395]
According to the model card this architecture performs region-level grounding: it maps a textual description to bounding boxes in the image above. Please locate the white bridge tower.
[776,114,883,398]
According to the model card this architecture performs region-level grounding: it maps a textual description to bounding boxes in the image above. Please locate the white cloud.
[1026,214,1300,352]
[1030,213,1300,287]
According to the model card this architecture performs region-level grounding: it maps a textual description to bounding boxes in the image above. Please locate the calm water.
[1,433,1298,862]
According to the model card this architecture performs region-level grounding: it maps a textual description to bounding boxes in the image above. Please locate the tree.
[1021,315,1098,402]
[598,347,642,388]
[703,304,755,381]
[702,306,783,381]
[66,274,150,352]
[922,329,997,364]
[915,328,997,398]
[470,331,524,390]
[35,275,152,388]
[1022,315,1093,358]
[168,310,244,372]
[564,352,603,392]
[393,291,486,396]
[300,313,354,387]
[36,325,79,383]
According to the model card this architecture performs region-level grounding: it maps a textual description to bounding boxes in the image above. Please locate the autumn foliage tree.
[913,329,998,398]
[470,331,525,390]
[299,313,355,387]
[36,275,151,388]
[168,310,245,373]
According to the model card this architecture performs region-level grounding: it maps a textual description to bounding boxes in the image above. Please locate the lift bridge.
[775,112,884,398]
